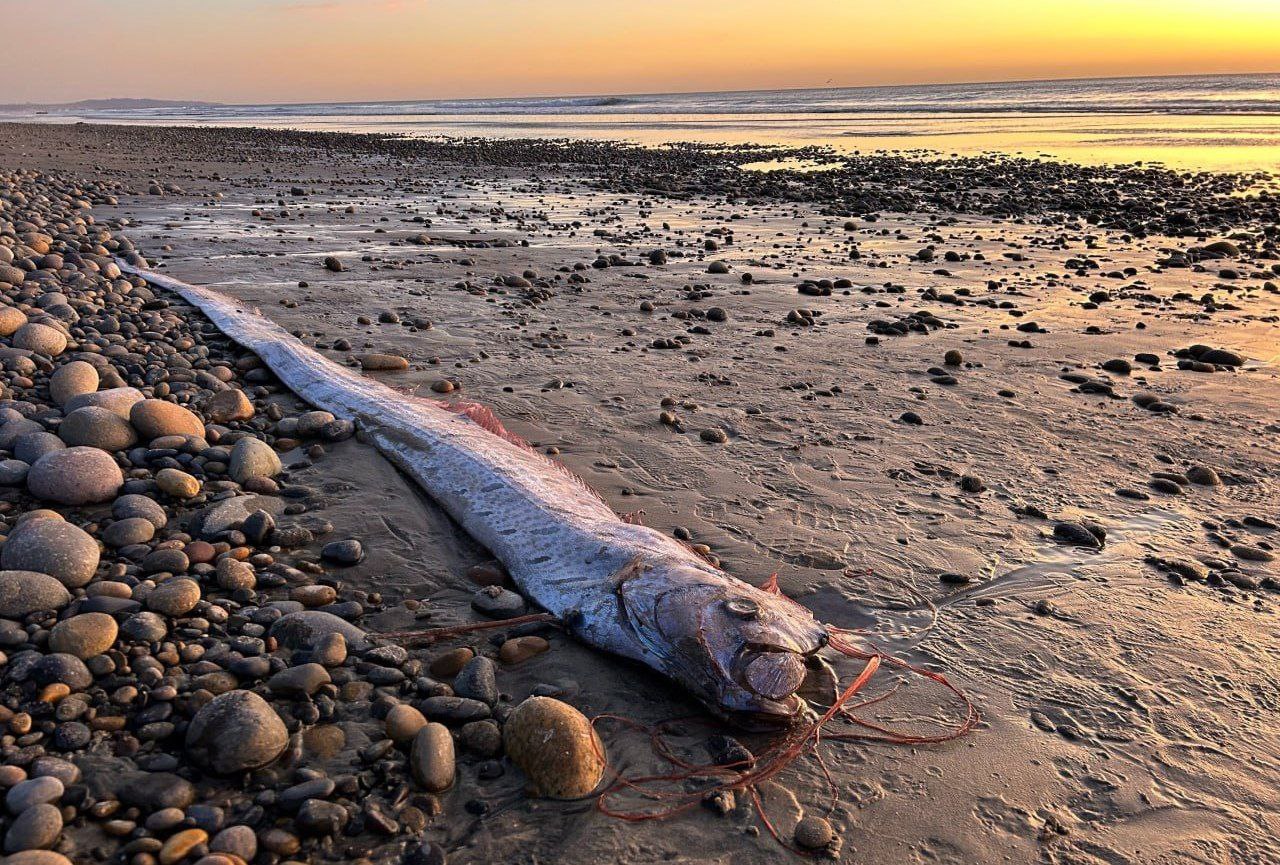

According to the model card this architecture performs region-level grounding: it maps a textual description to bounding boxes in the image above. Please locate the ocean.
[10,73,1280,173]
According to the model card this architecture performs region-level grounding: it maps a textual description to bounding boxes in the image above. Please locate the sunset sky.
[5,0,1280,104]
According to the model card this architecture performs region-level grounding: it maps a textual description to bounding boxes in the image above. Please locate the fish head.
[624,564,828,729]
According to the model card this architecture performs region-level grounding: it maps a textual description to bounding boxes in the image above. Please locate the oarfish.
[121,264,830,727]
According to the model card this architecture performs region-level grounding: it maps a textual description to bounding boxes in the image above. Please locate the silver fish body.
[121,264,829,725]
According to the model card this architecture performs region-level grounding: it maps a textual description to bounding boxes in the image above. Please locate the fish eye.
[725,597,760,620]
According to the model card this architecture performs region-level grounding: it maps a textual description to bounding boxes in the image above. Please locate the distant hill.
[0,98,222,113]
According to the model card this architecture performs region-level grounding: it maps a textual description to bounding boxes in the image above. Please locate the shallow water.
[10,73,1280,172]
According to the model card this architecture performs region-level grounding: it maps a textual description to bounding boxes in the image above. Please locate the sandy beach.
[0,121,1279,865]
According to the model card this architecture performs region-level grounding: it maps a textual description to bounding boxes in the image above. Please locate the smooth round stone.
[4,803,61,853]
[49,361,99,407]
[357,353,408,371]
[48,613,118,659]
[58,406,137,452]
[215,558,255,591]
[186,690,288,774]
[267,663,330,698]
[295,799,348,837]
[33,653,92,690]
[294,411,336,437]
[130,399,205,441]
[385,704,428,744]
[429,647,474,677]
[1,519,99,588]
[498,636,549,665]
[142,548,190,575]
[147,578,201,617]
[15,510,62,526]
[503,696,605,799]
[27,447,123,505]
[159,828,208,865]
[120,611,167,643]
[3,854,71,865]
[28,759,78,787]
[64,386,143,419]
[290,584,335,607]
[0,306,28,337]
[13,432,63,465]
[12,323,67,357]
[0,459,29,485]
[5,777,63,814]
[0,419,44,451]
[268,610,368,651]
[204,388,255,424]
[320,539,363,565]
[0,571,72,618]
[103,517,155,547]
[155,468,200,498]
[1186,465,1222,486]
[228,437,281,483]
[112,493,169,529]
[409,723,455,792]
[278,778,335,811]
[209,825,256,860]
[311,631,346,666]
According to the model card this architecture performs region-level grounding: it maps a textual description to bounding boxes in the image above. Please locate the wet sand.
[4,122,1279,864]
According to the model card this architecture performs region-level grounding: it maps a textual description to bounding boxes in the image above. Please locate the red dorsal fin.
[429,398,611,508]
[436,400,532,449]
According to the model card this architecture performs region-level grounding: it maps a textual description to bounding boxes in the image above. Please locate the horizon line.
[10,68,1278,111]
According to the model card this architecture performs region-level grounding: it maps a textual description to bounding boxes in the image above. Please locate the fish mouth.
[724,694,807,731]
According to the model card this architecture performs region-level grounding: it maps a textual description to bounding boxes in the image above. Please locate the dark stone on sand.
[269,610,369,651]
[185,690,288,774]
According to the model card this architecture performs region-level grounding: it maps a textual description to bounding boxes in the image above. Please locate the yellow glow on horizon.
[4,0,1279,103]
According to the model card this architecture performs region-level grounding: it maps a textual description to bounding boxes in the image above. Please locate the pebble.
[26,446,123,504]
[155,467,201,498]
[320,539,363,564]
[471,585,526,618]
[3,803,62,852]
[0,518,99,588]
[1186,465,1222,486]
[409,723,455,792]
[113,493,169,528]
[48,613,117,659]
[185,690,288,774]
[453,655,499,705]
[159,829,208,865]
[48,361,99,406]
[269,610,369,651]
[58,406,137,451]
[204,388,255,423]
[794,815,835,850]
[429,647,474,677]
[229,437,282,483]
[503,696,605,799]
[358,353,409,371]
[147,578,202,617]
[5,777,63,814]
[130,399,205,441]
[267,663,331,698]
[12,323,67,357]
[498,636,550,664]
[0,571,72,618]
[385,704,429,743]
